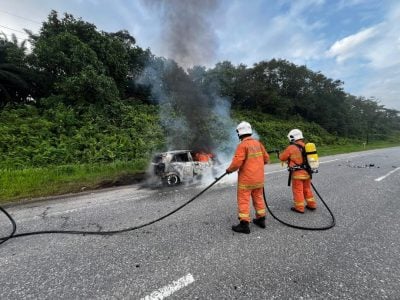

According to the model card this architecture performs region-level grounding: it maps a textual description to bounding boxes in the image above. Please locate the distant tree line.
[188,61,400,140]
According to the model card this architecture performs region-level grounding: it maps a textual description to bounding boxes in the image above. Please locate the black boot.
[253,216,266,229]
[232,221,250,234]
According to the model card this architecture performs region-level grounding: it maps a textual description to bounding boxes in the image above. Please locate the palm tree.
[0,63,29,106]
[0,33,30,106]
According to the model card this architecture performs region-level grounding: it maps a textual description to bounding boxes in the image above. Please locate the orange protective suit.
[279,140,317,212]
[227,137,270,222]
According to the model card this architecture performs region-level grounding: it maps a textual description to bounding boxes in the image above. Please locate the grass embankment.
[317,140,400,156]
[0,160,148,204]
[1,141,399,204]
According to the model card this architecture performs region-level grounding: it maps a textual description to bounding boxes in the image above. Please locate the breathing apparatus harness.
[286,142,314,186]
[0,173,227,246]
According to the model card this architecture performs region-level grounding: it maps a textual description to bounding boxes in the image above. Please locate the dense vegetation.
[0,11,399,200]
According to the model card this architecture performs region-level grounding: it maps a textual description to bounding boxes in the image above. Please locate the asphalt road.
[0,147,399,299]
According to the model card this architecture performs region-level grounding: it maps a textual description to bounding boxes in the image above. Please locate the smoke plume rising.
[144,0,218,69]
[141,0,240,183]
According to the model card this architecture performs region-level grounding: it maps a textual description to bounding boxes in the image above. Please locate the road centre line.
[346,154,361,159]
[374,167,400,182]
[320,158,340,164]
[265,169,286,175]
[141,273,195,300]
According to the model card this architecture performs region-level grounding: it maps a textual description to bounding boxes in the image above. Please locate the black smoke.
[143,0,218,68]
[140,0,236,156]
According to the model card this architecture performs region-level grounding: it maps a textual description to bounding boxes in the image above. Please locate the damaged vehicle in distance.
[151,150,217,186]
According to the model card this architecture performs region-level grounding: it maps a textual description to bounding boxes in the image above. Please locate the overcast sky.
[1,0,399,110]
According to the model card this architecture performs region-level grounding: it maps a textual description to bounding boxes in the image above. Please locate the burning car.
[151,150,216,186]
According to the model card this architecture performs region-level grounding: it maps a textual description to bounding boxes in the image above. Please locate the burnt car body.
[151,150,214,186]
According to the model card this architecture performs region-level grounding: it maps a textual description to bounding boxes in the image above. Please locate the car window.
[172,153,189,162]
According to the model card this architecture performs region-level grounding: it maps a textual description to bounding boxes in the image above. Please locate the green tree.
[28,11,131,101]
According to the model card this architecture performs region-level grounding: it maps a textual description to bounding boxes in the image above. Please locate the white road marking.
[265,169,286,175]
[320,159,340,164]
[374,167,400,182]
[141,273,195,300]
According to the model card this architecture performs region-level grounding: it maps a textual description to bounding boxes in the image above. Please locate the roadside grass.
[266,140,400,163]
[318,140,400,156]
[1,140,399,204]
[0,159,148,204]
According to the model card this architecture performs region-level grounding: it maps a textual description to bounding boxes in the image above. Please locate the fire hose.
[0,168,335,247]
[0,206,16,246]
[0,173,227,246]
[263,183,336,230]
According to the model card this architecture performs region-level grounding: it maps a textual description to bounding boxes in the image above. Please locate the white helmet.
[287,129,303,142]
[236,121,252,137]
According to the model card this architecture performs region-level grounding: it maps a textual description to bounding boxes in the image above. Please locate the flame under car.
[151,150,214,186]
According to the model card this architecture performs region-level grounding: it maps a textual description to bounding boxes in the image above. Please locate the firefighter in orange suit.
[226,121,270,234]
[279,129,317,213]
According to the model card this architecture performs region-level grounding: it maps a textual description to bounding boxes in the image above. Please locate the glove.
[226,169,232,174]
